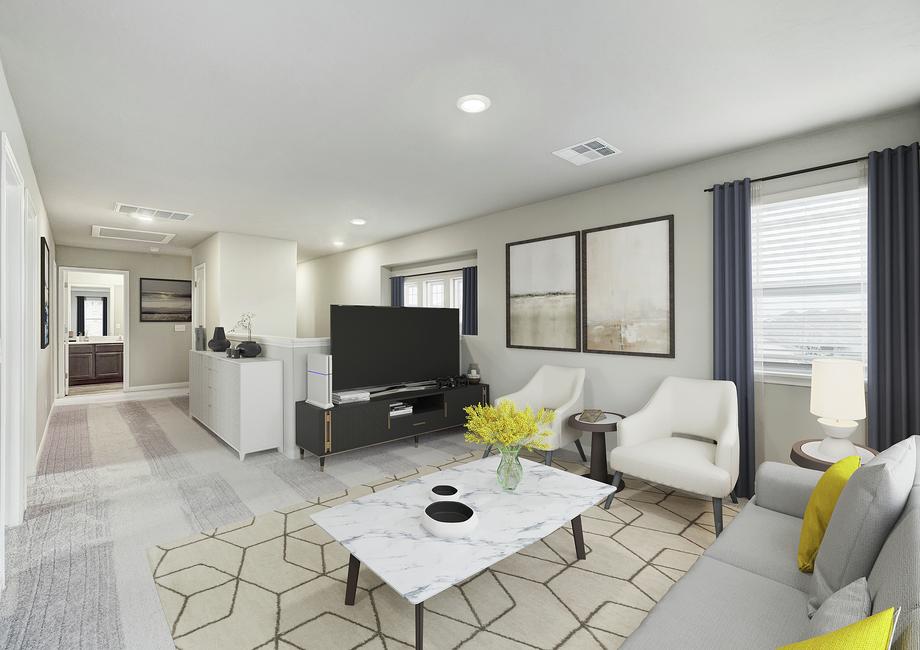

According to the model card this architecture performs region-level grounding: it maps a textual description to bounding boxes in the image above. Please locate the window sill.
[755,373,811,388]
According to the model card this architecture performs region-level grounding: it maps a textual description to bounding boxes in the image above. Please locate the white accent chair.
[485,365,587,465]
[605,376,740,535]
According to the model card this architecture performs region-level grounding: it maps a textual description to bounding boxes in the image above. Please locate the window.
[404,282,418,307]
[399,271,465,331]
[84,297,105,336]
[751,180,868,382]
[425,279,445,307]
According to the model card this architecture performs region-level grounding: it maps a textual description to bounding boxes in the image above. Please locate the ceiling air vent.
[552,138,621,166]
[115,202,192,222]
[92,225,176,244]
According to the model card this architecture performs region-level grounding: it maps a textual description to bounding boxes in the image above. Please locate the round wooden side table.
[568,411,625,490]
[790,439,878,471]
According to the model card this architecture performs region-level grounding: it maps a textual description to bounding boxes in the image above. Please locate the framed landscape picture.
[139,277,192,322]
[506,231,580,351]
[583,215,674,357]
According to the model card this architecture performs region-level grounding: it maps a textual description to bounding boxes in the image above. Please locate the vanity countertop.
[67,340,124,346]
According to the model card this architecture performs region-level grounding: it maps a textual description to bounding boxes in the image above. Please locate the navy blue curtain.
[461,266,478,335]
[868,142,920,451]
[76,296,85,335]
[712,179,755,498]
[101,297,108,335]
[390,276,405,307]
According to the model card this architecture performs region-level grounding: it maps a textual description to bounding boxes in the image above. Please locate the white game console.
[306,353,334,409]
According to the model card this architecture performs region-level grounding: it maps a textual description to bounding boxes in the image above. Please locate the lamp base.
[816,418,859,462]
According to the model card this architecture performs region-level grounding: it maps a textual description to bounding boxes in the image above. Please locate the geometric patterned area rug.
[147,451,742,649]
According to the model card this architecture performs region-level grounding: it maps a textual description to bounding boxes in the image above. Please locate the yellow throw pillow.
[798,455,861,572]
[778,607,899,649]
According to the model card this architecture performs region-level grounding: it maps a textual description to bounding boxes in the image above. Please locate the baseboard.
[33,407,54,474]
[124,382,189,393]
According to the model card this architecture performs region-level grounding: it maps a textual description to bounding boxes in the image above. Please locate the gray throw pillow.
[810,577,871,635]
[809,437,917,613]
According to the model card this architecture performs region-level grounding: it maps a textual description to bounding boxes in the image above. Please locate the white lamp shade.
[810,358,866,421]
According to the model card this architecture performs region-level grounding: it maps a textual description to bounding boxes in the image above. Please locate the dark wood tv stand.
[295,383,489,469]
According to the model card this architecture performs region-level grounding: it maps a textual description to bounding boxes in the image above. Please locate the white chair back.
[661,376,738,443]
[531,365,586,410]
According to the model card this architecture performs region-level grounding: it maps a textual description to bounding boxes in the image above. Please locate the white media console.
[189,350,284,460]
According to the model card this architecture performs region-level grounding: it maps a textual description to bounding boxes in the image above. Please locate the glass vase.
[496,444,524,491]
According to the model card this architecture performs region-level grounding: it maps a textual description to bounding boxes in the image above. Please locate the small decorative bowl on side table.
[568,411,626,490]
[790,439,878,471]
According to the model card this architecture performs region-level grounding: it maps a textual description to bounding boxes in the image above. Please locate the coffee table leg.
[416,603,424,648]
[572,515,586,560]
[345,554,360,605]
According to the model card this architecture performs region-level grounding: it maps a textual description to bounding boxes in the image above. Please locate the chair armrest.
[754,462,822,519]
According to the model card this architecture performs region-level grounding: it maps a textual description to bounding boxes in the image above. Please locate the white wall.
[193,232,298,338]
[0,57,55,470]
[299,108,920,465]
[55,246,192,388]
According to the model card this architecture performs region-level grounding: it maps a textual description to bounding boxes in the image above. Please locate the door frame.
[23,191,38,479]
[57,266,131,396]
[192,262,206,347]
[1,132,27,590]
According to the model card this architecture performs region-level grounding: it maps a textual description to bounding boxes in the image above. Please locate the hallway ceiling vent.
[552,138,621,166]
[114,202,192,222]
[91,225,176,244]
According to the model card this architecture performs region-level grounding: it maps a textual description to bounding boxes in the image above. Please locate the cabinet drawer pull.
[413,421,427,427]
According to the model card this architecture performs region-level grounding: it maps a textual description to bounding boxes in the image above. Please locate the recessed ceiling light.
[349,218,367,226]
[457,94,491,114]
[332,240,344,247]
[149,247,160,253]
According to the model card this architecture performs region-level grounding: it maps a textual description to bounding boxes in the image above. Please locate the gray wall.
[56,246,193,388]
[298,108,920,465]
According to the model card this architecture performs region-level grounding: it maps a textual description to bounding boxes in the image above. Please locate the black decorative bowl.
[422,501,478,538]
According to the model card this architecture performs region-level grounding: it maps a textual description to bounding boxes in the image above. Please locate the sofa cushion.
[623,556,810,649]
[705,499,813,592]
[810,577,871,636]
[810,437,917,611]
[609,436,731,497]
[869,506,920,650]
[798,455,861,572]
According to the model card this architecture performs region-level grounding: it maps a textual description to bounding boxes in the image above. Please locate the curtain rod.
[395,266,471,280]
[703,156,868,193]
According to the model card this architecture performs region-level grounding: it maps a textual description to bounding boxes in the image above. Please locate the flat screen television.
[331,305,459,391]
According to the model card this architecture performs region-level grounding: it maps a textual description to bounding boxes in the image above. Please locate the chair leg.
[482,444,493,459]
[730,490,738,504]
[604,471,622,510]
[544,450,554,466]
[574,438,588,462]
[713,498,723,536]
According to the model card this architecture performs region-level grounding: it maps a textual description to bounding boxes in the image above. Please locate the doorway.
[192,262,206,347]
[58,267,130,397]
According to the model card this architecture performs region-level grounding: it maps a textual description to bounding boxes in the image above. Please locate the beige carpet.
[147,451,742,649]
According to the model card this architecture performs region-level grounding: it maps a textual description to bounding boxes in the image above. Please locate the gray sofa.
[624,439,920,649]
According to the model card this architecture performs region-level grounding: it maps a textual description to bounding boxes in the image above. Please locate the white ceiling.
[1,1,918,260]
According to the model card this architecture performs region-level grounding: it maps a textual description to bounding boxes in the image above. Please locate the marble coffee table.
[311,455,616,648]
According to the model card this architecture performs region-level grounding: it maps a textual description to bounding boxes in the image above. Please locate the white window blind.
[84,297,105,337]
[751,181,868,382]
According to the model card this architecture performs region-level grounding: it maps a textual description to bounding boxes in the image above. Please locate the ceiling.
[1,1,918,261]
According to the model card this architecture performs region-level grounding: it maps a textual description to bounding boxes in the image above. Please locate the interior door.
[192,262,206,346]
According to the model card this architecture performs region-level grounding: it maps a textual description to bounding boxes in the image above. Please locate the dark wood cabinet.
[296,383,489,467]
[68,343,123,385]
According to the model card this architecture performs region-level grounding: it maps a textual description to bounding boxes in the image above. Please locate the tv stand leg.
[414,435,419,448]
[319,456,325,471]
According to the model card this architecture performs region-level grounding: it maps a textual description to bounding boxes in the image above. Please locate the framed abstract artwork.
[506,231,581,352]
[40,236,50,349]
[139,277,192,322]
[582,215,674,357]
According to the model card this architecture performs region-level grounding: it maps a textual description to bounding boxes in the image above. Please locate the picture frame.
[139,277,192,322]
[582,215,675,357]
[506,231,581,352]
[40,236,50,349]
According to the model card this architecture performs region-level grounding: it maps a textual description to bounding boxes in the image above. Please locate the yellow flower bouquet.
[464,401,554,490]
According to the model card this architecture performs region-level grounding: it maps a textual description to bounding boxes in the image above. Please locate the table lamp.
[809,358,866,461]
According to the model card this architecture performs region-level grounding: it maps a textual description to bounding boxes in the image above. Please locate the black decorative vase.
[208,327,230,352]
[237,340,262,358]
